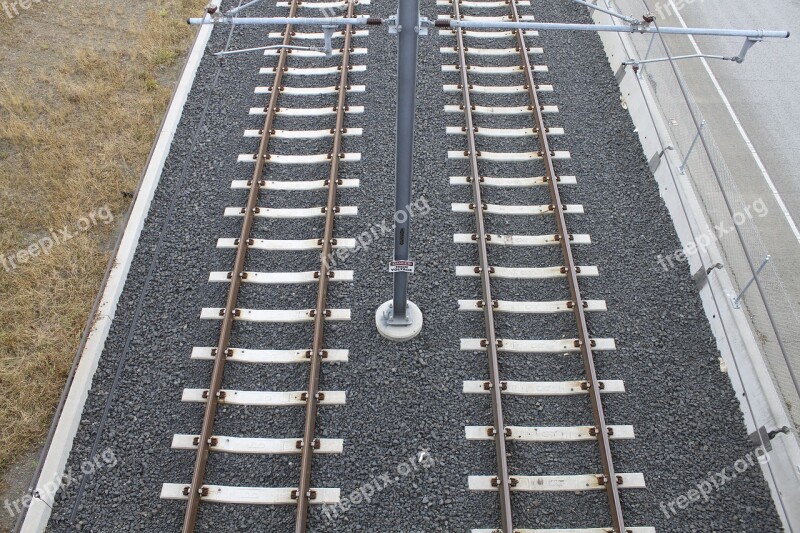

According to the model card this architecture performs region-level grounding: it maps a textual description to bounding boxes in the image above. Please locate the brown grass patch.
[0,0,198,491]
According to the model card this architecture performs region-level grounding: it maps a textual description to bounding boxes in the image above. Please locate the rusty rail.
[451,1,515,531]
[294,3,357,530]
[181,0,357,530]
[453,0,627,530]
[180,2,299,528]
[506,0,627,530]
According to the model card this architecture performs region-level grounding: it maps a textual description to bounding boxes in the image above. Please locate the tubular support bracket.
[386,13,430,35]
[735,36,764,63]
[625,52,740,67]
[188,15,383,26]
[624,36,764,68]
[322,24,338,56]
[430,18,788,39]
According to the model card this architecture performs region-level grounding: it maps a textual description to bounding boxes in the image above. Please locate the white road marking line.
[668,0,800,243]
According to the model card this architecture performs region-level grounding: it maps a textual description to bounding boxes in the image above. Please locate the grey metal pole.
[376,0,424,341]
[389,0,419,323]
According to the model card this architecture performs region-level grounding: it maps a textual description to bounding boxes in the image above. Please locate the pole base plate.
[375,300,423,341]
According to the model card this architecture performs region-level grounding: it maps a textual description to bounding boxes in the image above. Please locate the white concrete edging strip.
[19,3,221,531]
[588,5,800,530]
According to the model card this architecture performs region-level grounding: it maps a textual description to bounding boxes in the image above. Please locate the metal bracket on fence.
[750,425,774,452]
[692,262,723,289]
[648,144,673,173]
[750,425,792,452]
[679,120,705,175]
[732,255,771,309]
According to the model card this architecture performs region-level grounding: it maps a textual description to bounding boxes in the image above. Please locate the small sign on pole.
[388,260,415,274]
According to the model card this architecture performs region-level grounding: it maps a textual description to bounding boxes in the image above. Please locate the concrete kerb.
[587,5,800,530]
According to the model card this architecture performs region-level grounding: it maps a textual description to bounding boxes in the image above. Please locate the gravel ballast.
[45,0,781,531]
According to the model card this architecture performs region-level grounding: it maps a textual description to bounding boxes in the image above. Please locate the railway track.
[159,1,369,531]
[438,0,653,531]
[13,0,789,531]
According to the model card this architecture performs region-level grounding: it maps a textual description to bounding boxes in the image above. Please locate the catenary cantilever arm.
[433,18,788,39]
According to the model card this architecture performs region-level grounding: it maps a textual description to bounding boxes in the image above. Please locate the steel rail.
[181,2,299,531]
[507,0,627,529]
[294,3,356,529]
[452,0,514,530]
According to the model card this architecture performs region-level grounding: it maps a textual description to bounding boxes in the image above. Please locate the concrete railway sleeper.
[443,0,652,531]
[159,1,366,531]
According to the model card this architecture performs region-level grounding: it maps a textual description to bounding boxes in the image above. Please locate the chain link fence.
[604,0,800,427]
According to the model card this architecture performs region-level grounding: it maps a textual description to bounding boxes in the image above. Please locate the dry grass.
[0,0,198,486]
